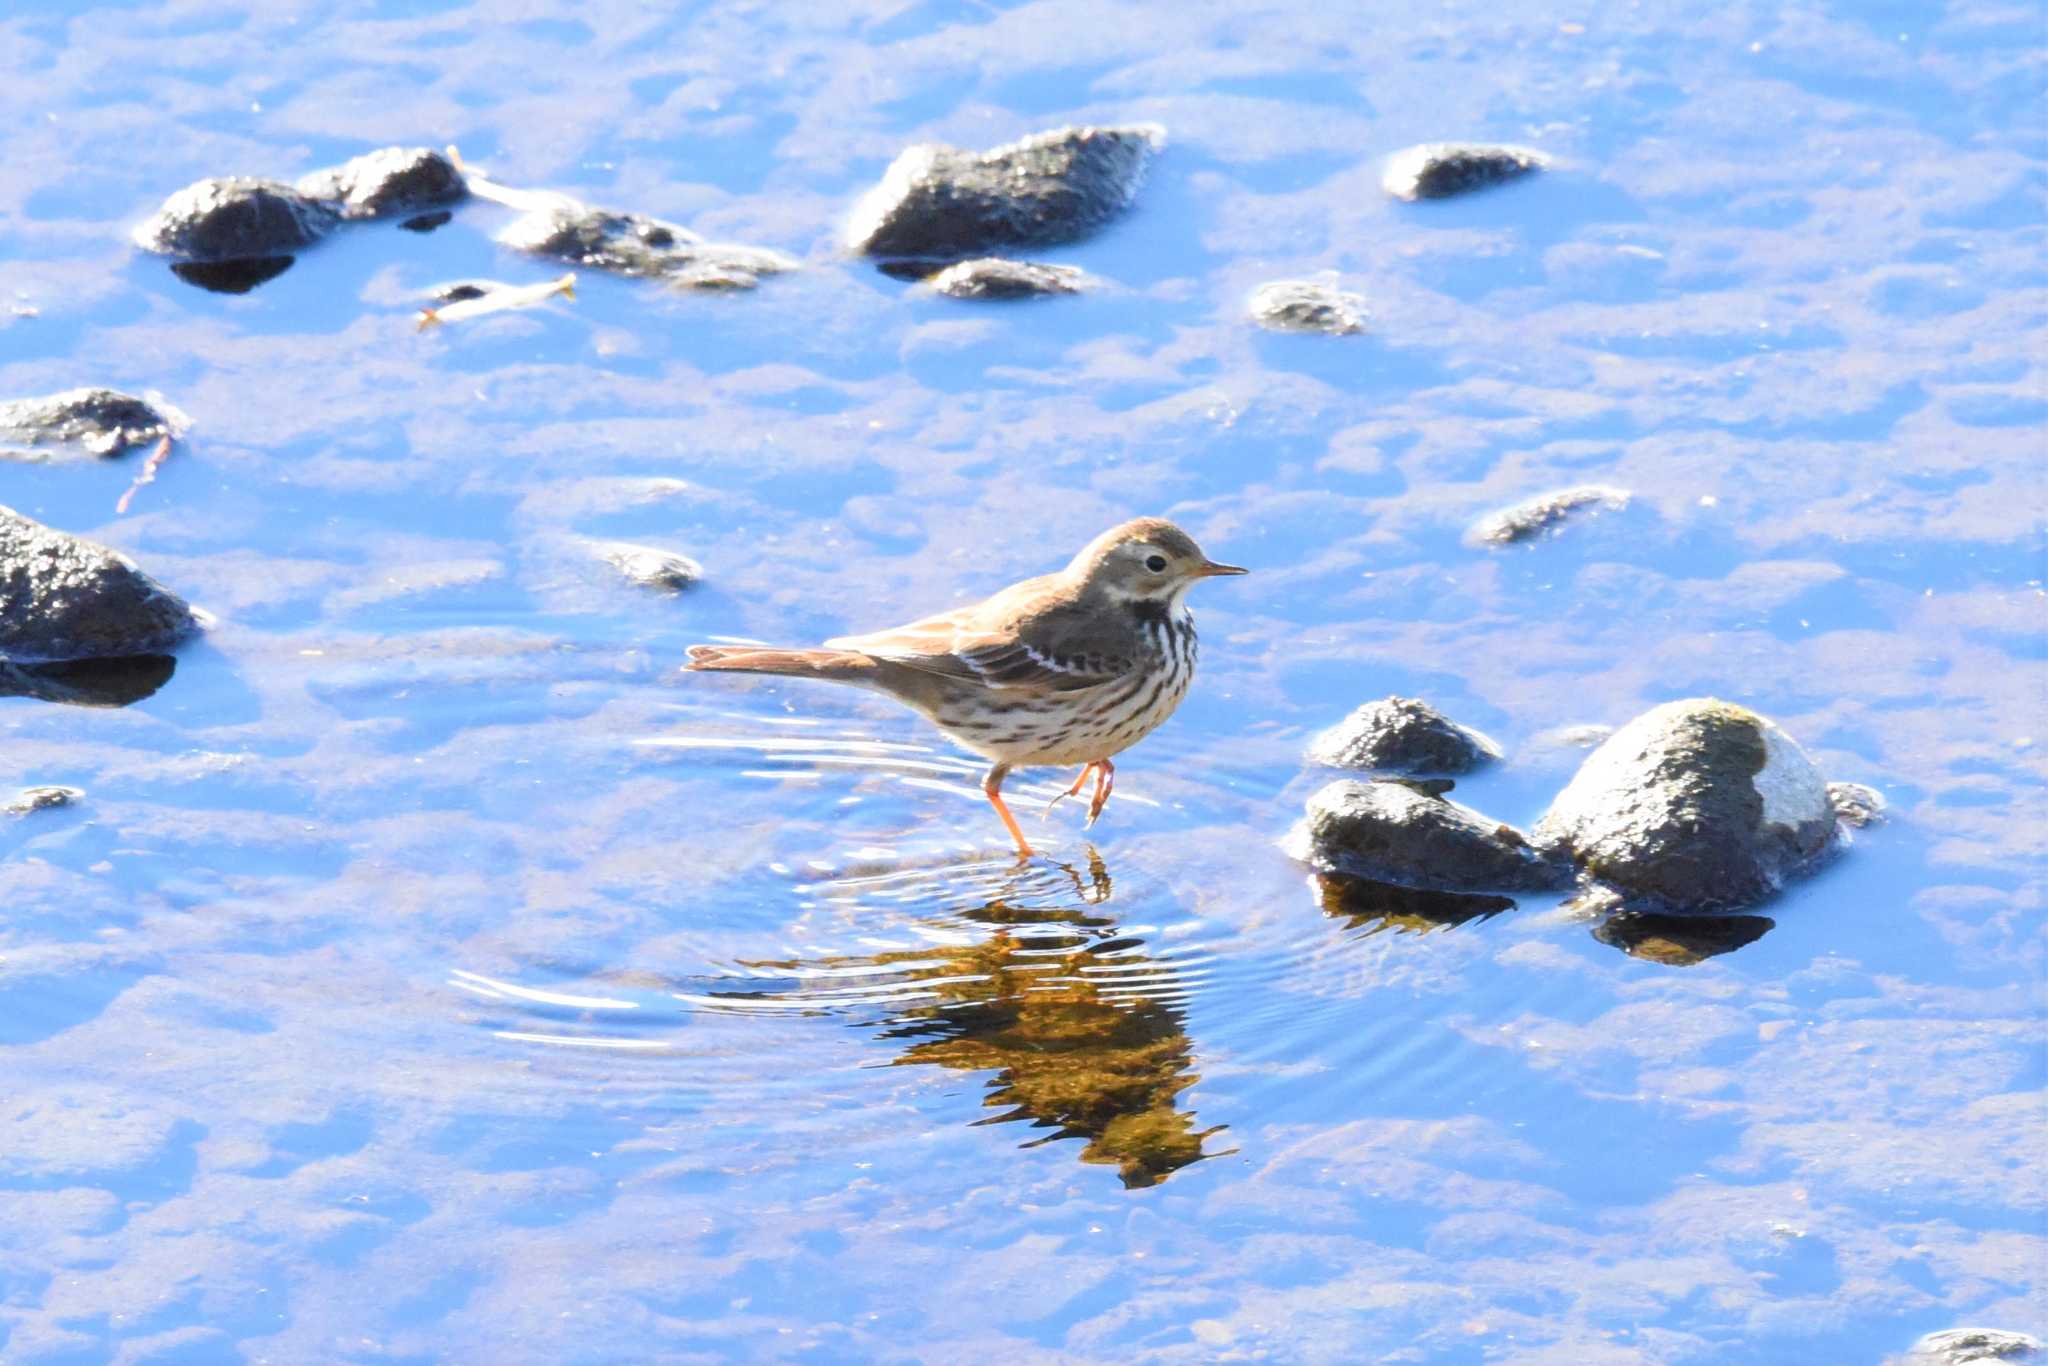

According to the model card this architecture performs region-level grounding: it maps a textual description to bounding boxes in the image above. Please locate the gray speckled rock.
[498,201,795,288]
[1383,142,1549,201]
[599,542,702,592]
[1309,696,1502,775]
[5,785,82,816]
[848,124,1164,259]
[927,258,1086,299]
[0,388,185,459]
[296,146,467,220]
[1249,280,1368,335]
[1286,779,1572,892]
[1905,1329,2041,1364]
[1536,699,1837,912]
[133,177,338,260]
[0,506,197,663]
[1470,485,1631,546]
[1827,781,1887,828]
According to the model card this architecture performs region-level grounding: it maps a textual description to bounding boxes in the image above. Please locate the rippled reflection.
[1313,871,1516,935]
[714,851,1225,1188]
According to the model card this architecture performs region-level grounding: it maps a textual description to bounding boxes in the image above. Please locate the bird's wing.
[827,579,1136,693]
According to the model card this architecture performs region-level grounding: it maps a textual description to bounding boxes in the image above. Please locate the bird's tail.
[685,644,877,681]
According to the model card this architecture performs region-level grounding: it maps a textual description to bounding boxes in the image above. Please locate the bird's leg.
[1043,761,1099,818]
[982,763,1035,859]
[1084,759,1116,826]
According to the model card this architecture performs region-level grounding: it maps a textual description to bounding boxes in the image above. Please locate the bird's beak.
[1194,559,1248,577]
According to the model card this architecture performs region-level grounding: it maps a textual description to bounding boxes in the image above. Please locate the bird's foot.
[1043,762,1096,818]
[1083,760,1116,827]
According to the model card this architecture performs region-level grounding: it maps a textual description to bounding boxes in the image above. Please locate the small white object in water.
[417,273,576,329]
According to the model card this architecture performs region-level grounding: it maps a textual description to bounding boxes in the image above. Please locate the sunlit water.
[2,2,2043,1361]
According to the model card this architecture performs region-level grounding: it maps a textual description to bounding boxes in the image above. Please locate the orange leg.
[1085,758,1116,826]
[983,764,1035,859]
[1043,761,1102,818]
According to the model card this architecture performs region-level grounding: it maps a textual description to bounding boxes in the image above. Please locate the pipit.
[686,517,1246,857]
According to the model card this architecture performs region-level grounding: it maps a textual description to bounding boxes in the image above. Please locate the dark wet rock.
[1828,780,1887,828]
[295,146,467,221]
[1383,142,1549,201]
[1314,872,1515,933]
[1469,484,1631,546]
[0,506,197,664]
[1249,280,1368,335]
[848,123,1164,259]
[169,256,296,294]
[1286,779,1573,893]
[5,785,82,816]
[1905,1328,2041,1364]
[497,201,795,289]
[926,258,1085,300]
[1593,909,1775,965]
[0,388,184,459]
[133,177,337,261]
[1308,696,1502,775]
[1535,699,1837,913]
[0,655,177,707]
[599,542,702,592]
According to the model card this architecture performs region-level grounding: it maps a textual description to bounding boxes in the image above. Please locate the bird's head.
[1067,517,1247,606]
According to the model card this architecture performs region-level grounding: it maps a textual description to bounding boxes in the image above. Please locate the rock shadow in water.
[0,653,176,707]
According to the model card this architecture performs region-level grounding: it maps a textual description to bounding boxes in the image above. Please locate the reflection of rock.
[1249,280,1368,335]
[5,785,83,815]
[1469,485,1631,546]
[498,201,796,289]
[0,387,185,459]
[598,541,701,592]
[295,146,467,220]
[133,177,338,261]
[1827,781,1887,829]
[0,507,197,664]
[1904,1328,2041,1364]
[1287,779,1571,892]
[926,258,1086,299]
[727,867,1219,1188]
[169,256,296,294]
[0,655,176,707]
[1592,909,1774,965]
[1308,695,1501,775]
[1314,872,1514,933]
[1383,142,1549,201]
[849,124,1163,259]
[1536,699,1837,913]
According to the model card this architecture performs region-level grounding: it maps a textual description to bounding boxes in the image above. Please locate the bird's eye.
[1144,554,1168,573]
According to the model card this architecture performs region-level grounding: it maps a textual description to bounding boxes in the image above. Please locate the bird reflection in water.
[718,849,1225,1188]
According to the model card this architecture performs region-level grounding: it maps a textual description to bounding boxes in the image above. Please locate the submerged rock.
[849,124,1164,259]
[1286,779,1572,893]
[927,258,1085,300]
[498,201,795,289]
[295,146,467,220]
[1535,699,1837,913]
[0,655,177,707]
[1827,781,1887,828]
[1249,280,1368,335]
[5,786,82,816]
[1308,696,1502,775]
[1470,485,1631,546]
[0,506,198,663]
[0,388,185,459]
[1905,1328,2041,1364]
[1383,142,1549,201]
[598,541,701,592]
[133,177,338,261]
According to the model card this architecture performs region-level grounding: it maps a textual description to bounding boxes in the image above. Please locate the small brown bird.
[686,517,1246,857]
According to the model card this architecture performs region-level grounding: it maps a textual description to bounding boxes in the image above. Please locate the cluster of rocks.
[1292,694,1882,959]
[0,387,186,461]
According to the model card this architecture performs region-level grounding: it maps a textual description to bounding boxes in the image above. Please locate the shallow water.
[2,1,2044,1361]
